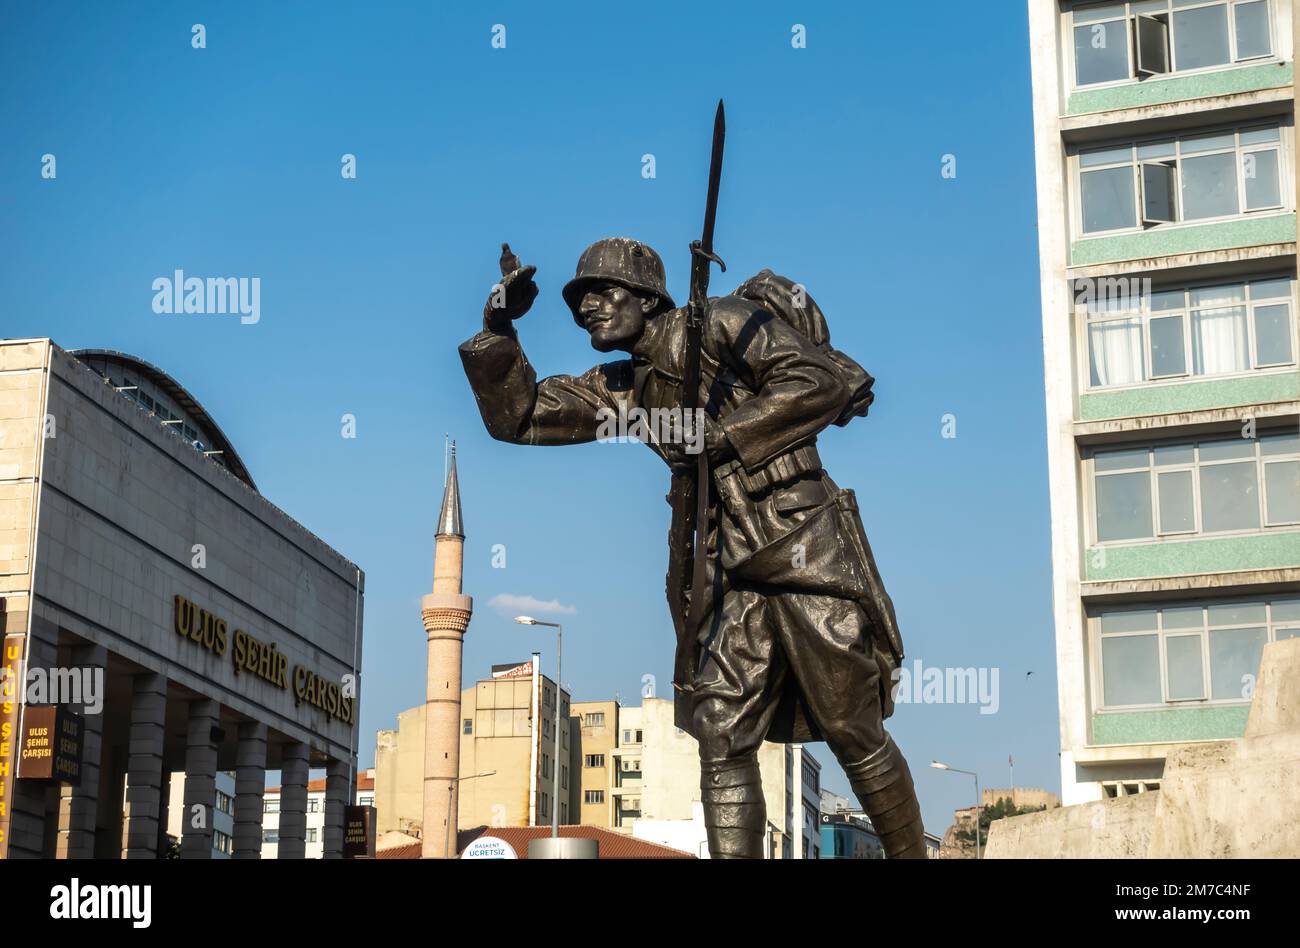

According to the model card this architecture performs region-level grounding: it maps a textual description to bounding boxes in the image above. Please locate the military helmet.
[562,237,676,326]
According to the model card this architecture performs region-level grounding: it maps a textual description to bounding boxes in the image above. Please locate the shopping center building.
[0,338,364,858]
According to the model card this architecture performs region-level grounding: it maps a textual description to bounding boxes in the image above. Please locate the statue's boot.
[700,754,766,859]
[843,736,927,859]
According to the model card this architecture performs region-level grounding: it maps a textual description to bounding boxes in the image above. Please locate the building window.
[463,718,473,735]
[542,718,551,739]
[263,830,279,844]
[585,790,605,804]
[1072,0,1274,89]
[214,830,231,854]
[583,712,605,727]
[1090,430,1299,543]
[215,790,233,815]
[1095,596,1299,709]
[539,792,549,819]
[264,798,279,814]
[560,803,567,823]
[584,754,605,768]
[358,795,374,806]
[561,766,568,790]
[1084,276,1295,388]
[541,754,550,779]
[307,798,320,813]
[1077,123,1285,236]
[305,828,317,843]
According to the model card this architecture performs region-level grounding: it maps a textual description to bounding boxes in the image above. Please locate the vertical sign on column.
[0,633,26,858]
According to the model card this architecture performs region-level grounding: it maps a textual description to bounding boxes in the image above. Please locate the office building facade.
[1028,1,1300,803]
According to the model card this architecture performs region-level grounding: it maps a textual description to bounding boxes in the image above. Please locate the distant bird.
[1026,671,1034,680]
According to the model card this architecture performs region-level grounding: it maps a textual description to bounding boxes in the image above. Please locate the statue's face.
[578,281,657,352]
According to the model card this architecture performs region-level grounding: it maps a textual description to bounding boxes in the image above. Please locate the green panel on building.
[1079,373,1300,420]
[1092,706,1250,744]
[1085,532,1300,582]
[1067,62,1292,115]
[1071,214,1295,267]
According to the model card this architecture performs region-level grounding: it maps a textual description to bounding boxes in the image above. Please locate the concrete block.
[1148,730,1300,858]
[985,792,1157,858]
[1245,638,1300,739]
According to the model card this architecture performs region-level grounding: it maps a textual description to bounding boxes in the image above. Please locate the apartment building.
[372,659,578,838]
[1028,0,1300,803]
[791,745,822,859]
[571,699,619,829]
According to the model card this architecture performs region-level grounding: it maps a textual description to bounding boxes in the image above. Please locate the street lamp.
[446,770,496,858]
[515,616,562,839]
[931,761,982,859]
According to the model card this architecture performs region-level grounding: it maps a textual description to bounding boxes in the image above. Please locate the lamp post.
[515,616,562,839]
[931,761,982,859]
[445,770,496,859]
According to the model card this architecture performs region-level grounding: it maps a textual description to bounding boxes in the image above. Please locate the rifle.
[678,100,727,641]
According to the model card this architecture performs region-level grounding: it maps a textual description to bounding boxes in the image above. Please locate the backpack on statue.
[730,269,875,428]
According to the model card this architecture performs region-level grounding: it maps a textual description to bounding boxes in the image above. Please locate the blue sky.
[2,1,1055,834]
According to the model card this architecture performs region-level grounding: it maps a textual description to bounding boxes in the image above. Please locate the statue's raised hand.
[483,242,538,331]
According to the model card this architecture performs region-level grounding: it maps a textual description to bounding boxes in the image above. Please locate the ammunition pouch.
[713,442,822,496]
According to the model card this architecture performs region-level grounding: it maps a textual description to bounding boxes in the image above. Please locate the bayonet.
[679,100,726,638]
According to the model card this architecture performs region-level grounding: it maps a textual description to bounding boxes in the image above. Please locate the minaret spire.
[436,441,464,539]
[422,441,473,858]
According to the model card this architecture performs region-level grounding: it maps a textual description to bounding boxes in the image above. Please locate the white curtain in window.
[1193,307,1249,375]
[1089,319,1144,386]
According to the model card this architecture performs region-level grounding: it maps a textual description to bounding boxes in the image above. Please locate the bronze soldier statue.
[458,236,926,859]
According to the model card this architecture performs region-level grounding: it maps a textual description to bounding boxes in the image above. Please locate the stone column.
[277,742,310,859]
[321,757,353,859]
[121,671,167,859]
[180,699,219,859]
[56,643,108,858]
[232,722,267,859]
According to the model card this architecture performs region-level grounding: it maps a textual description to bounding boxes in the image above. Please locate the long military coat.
[459,295,903,742]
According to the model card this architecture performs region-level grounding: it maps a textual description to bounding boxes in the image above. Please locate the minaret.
[421,443,472,858]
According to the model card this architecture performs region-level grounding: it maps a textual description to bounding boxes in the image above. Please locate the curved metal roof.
[70,348,258,492]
